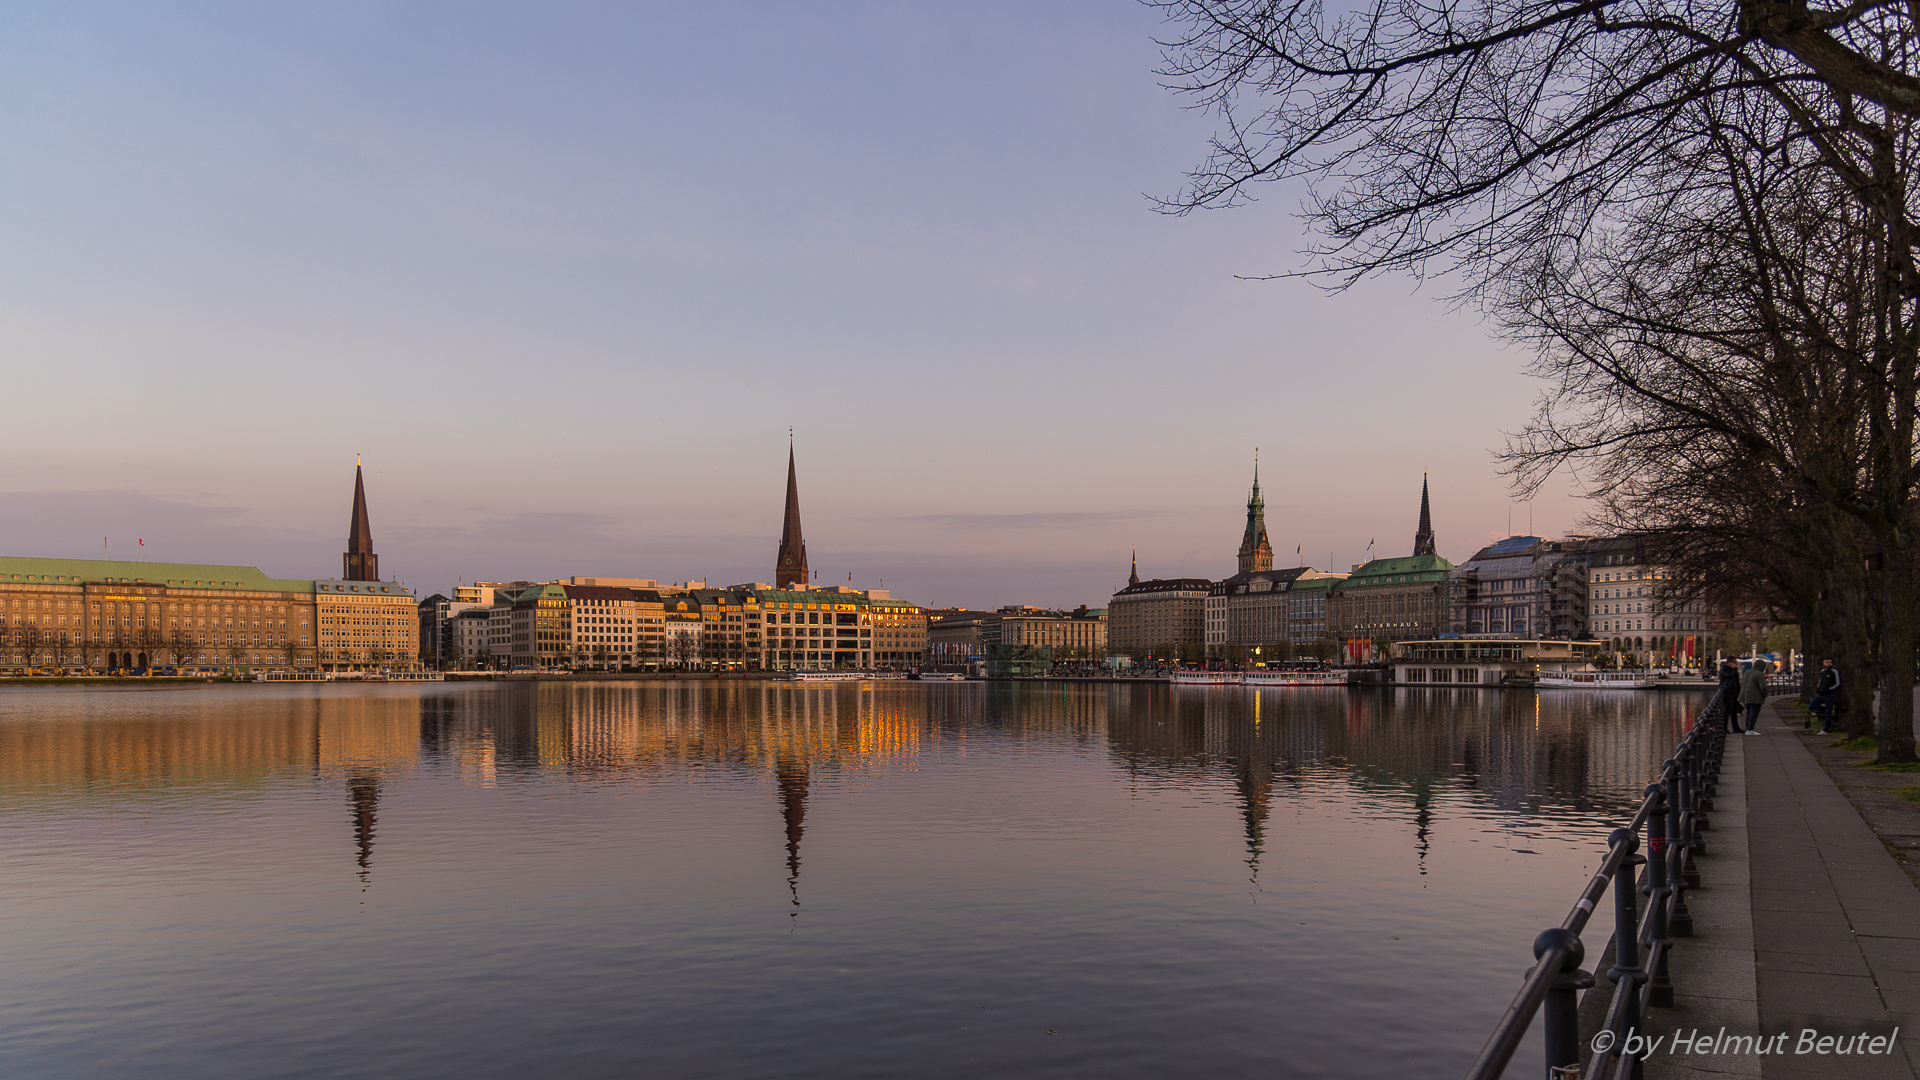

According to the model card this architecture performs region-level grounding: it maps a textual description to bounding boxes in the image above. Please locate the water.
[0,681,1708,1078]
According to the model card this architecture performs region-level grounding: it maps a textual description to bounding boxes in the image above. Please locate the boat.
[1169,670,1242,686]
[916,672,968,681]
[1535,670,1667,689]
[785,670,870,682]
[1241,669,1350,687]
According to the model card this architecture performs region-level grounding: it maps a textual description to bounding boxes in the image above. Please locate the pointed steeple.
[1412,473,1437,557]
[1237,453,1274,574]
[1128,548,1139,587]
[775,443,809,588]
[343,460,379,581]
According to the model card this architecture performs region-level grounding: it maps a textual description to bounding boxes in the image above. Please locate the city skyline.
[0,450,1565,612]
[0,3,1586,610]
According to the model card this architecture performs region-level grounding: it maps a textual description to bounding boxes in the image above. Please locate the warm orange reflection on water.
[0,680,1714,1080]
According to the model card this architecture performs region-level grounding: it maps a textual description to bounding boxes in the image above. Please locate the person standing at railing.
[1719,658,1745,731]
[1809,658,1840,734]
[1738,659,1770,735]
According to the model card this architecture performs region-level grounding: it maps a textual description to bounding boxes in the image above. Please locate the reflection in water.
[776,755,807,909]
[0,681,1718,1080]
[349,774,378,887]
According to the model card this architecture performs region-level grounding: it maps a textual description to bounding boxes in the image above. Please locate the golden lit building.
[314,579,420,672]
[0,557,317,671]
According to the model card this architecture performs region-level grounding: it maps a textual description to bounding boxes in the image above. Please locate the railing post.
[1704,726,1720,810]
[1601,825,1647,1079]
[1675,751,1702,888]
[1642,785,1674,1006]
[1536,928,1594,1079]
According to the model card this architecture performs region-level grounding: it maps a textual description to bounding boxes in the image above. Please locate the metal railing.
[1463,689,1730,1080]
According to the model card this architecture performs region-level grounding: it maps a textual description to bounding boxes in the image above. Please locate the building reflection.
[776,754,807,908]
[349,773,379,886]
[0,681,1709,893]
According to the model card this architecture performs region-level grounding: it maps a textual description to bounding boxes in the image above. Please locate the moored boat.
[1535,670,1666,689]
[1169,670,1242,686]
[1241,669,1349,687]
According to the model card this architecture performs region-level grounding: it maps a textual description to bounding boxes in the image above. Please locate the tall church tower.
[343,460,379,581]
[775,445,809,589]
[1412,473,1437,557]
[1237,459,1274,574]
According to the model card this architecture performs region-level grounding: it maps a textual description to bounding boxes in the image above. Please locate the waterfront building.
[1208,568,1339,654]
[454,581,513,606]
[756,586,873,669]
[503,583,569,669]
[989,606,1107,655]
[418,594,487,668]
[1389,638,1603,686]
[866,591,928,666]
[1285,574,1342,649]
[563,584,650,670]
[682,587,760,669]
[486,598,514,667]
[1448,536,1589,640]
[0,556,318,671]
[0,462,419,673]
[315,578,419,671]
[1324,480,1454,660]
[1203,464,1343,657]
[1587,536,1709,663]
[1107,554,1211,661]
[451,607,491,667]
[775,446,810,589]
[927,609,990,665]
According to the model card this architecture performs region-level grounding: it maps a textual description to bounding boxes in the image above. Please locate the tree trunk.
[1874,530,1918,762]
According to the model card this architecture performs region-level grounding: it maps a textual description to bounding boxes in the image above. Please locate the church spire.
[343,460,378,581]
[1128,548,1139,587]
[1237,452,1273,574]
[775,443,809,588]
[1412,473,1437,557]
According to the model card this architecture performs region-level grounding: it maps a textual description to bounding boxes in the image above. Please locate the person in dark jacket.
[1810,658,1840,734]
[1738,660,1770,735]
[1717,659,1744,731]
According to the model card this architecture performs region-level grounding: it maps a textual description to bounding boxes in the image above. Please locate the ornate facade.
[1237,463,1273,574]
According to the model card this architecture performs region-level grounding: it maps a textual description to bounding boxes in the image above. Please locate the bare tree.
[1157,1,1920,760]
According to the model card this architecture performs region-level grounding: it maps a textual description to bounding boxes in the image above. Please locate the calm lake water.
[0,680,1709,1079]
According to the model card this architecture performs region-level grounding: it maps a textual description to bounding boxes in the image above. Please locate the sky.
[0,2,1587,609]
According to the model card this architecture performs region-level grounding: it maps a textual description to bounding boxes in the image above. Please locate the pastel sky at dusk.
[0,2,1586,609]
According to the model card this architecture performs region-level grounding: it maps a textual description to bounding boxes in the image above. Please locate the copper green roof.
[1343,554,1454,584]
[0,555,314,593]
[1286,575,1344,593]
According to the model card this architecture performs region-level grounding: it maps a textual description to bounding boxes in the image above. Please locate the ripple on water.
[0,680,1711,1078]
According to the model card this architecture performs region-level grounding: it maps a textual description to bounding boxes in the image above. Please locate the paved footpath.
[1646,700,1920,1078]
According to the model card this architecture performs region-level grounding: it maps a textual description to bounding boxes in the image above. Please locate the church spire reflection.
[1236,757,1273,885]
[775,755,808,910]
[349,773,379,888]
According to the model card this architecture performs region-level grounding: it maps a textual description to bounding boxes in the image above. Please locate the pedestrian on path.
[1739,659,1770,735]
[1718,658,1745,731]
[1810,657,1840,734]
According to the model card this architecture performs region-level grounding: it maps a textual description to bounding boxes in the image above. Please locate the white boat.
[1169,670,1242,686]
[1536,670,1666,689]
[785,670,869,682]
[917,672,967,681]
[1242,669,1349,687]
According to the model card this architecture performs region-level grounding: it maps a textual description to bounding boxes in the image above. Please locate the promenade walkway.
[1640,698,1920,1078]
